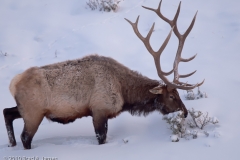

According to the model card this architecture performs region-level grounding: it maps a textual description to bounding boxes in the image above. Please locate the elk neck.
[121,75,163,116]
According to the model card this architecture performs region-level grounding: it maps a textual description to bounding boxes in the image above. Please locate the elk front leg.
[105,120,108,135]
[3,106,22,147]
[92,112,108,145]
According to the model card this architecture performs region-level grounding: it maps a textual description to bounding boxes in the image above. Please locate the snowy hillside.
[0,0,240,159]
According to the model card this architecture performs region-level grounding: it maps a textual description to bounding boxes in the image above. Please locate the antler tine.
[154,27,176,77]
[181,53,197,62]
[124,16,145,43]
[179,70,196,78]
[183,11,198,39]
[142,0,204,90]
[171,1,181,38]
[197,79,205,87]
[175,79,205,90]
[143,0,181,38]
[171,9,201,89]
[125,16,175,86]
[142,0,171,24]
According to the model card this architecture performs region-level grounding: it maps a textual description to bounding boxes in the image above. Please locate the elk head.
[125,0,204,118]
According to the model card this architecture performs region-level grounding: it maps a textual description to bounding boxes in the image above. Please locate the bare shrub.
[163,109,219,142]
[185,87,207,100]
[196,87,208,99]
[185,90,195,100]
[188,108,219,129]
[1,50,7,56]
[86,0,122,12]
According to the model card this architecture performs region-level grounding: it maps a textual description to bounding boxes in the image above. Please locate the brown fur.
[11,55,159,120]
[4,54,187,149]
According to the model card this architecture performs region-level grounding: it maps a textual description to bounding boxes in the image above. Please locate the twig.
[188,110,200,128]
[198,112,211,129]
[122,139,128,143]
[55,50,57,58]
[1,50,7,56]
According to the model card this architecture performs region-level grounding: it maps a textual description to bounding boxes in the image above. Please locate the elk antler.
[125,0,204,90]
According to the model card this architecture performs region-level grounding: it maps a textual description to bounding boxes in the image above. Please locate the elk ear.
[149,86,163,94]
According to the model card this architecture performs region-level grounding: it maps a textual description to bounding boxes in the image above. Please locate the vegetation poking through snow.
[0,50,7,56]
[55,50,58,58]
[122,139,128,144]
[185,87,207,100]
[86,0,122,12]
[188,108,219,129]
[163,109,219,142]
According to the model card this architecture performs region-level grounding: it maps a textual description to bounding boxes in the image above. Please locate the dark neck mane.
[121,75,164,116]
[122,94,165,116]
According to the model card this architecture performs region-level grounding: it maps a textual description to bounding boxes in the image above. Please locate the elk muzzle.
[181,104,188,118]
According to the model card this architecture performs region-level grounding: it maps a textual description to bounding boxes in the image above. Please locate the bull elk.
[3,0,204,149]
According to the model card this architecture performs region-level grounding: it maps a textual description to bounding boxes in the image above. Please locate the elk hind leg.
[3,106,22,147]
[21,113,44,149]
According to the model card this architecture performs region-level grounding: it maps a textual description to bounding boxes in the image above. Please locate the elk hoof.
[8,142,16,147]
[98,139,106,145]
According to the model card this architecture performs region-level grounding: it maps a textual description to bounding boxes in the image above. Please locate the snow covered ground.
[0,0,239,159]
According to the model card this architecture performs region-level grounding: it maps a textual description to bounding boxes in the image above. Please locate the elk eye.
[170,95,175,99]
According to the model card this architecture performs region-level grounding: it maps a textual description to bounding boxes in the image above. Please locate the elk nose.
[184,111,188,118]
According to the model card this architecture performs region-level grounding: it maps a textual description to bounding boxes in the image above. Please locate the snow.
[170,135,179,142]
[212,117,218,124]
[0,0,240,159]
